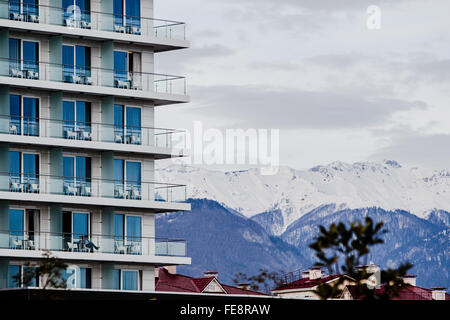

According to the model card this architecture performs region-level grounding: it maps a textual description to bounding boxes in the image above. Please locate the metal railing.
[0,115,186,149]
[0,230,187,257]
[0,58,187,95]
[1,172,187,203]
[0,0,186,40]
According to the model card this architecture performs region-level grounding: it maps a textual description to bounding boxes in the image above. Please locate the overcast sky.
[154,0,450,171]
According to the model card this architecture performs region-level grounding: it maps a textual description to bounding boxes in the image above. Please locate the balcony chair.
[115,187,125,199]
[26,70,39,80]
[114,24,126,33]
[80,185,91,197]
[72,75,82,84]
[65,129,77,139]
[81,20,91,29]
[29,183,40,194]
[10,68,24,78]
[11,13,24,21]
[130,79,141,90]
[131,188,141,200]
[65,185,77,196]
[114,241,126,254]
[80,130,92,141]
[131,26,141,35]
[130,242,141,255]
[129,134,141,145]
[10,182,22,192]
[85,76,93,85]
[25,239,35,250]
[12,239,23,249]
[114,134,123,144]
[116,79,130,89]
[67,242,78,252]
[9,124,18,135]
[28,15,39,23]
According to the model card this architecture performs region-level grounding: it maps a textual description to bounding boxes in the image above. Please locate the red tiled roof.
[192,277,215,292]
[345,285,450,300]
[274,274,342,291]
[155,268,266,296]
[221,284,267,296]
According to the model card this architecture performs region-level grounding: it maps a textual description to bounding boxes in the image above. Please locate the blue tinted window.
[22,41,39,73]
[22,154,39,184]
[114,104,124,126]
[63,156,74,179]
[114,159,124,183]
[126,0,140,27]
[9,209,24,233]
[72,212,88,240]
[113,0,123,26]
[23,0,39,16]
[126,107,141,128]
[114,51,128,81]
[8,265,20,288]
[9,38,20,61]
[122,270,138,290]
[126,161,141,185]
[9,151,20,177]
[114,214,124,238]
[9,95,21,134]
[126,216,141,240]
[114,269,120,290]
[79,267,91,288]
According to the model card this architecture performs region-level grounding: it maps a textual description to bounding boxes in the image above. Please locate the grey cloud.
[190,85,427,129]
[370,133,450,169]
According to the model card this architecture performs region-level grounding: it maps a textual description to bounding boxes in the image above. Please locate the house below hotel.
[155,267,267,296]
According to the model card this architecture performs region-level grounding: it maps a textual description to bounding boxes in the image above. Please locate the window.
[62,45,92,85]
[63,100,91,140]
[113,51,141,89]
[113,0,141,34]
[114,269,139,290]
[113,214,142,254]
[114,105,141,144]
[63,0,91,28]
[8,208,39,250]
[61,266,91,288]
[9,94,39,136]
[63,155,91,196]
[63,211,93,252]
[8,265,39,288]
[114,159,141,199]
[9,38,39,79]
[9,151,39,193]
[8,0,39,23]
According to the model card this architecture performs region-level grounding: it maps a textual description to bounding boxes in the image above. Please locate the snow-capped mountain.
[156,160,450,235]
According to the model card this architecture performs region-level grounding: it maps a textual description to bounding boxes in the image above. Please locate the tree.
[308,217,413,300]
[13,250,68,289]
[232,269,285,294]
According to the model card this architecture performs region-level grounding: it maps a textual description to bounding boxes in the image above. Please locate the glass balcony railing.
[0,115,186,149]
[0,172,187,203]
[0,230,187,257]
[0,58,186,95]
[0,0,186,41]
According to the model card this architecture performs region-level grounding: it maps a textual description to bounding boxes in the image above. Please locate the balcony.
[0,230,189,264]
[0,115,187,158]
[0,1,188,52]
[0,59,188,105]
[0,172,189,212]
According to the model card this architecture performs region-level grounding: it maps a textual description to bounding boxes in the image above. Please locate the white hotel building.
[0,0,191,291]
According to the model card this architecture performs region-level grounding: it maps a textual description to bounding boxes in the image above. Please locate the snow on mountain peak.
[156,160,450,233]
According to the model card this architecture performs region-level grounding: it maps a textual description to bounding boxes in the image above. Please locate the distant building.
[271,266,354,299]
[155,267,267,296]
[273,265,449,300]
[341,275,449,300]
